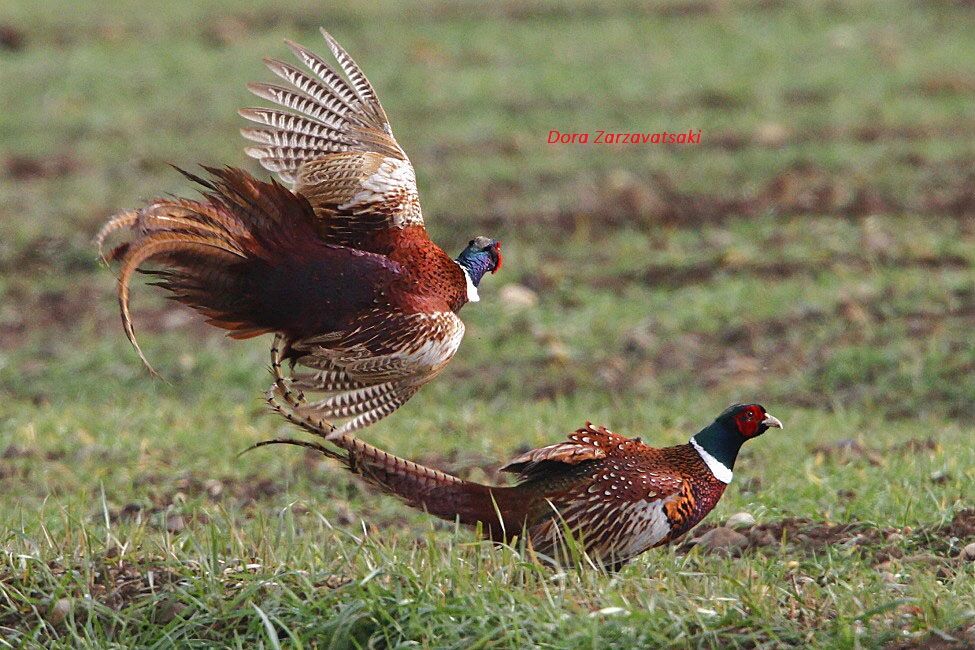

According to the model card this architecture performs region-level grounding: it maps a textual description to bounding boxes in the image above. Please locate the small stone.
[0,25,25,52]
[498,284,538,311]
[879,571,899,583]
[204,479,224,498]
[960,542,975,562]
[829,24,857,50]
[902,553,940,566]
[753,122,790,147]
[545,339,571,364]
[750,529,777,547]
[161,309,192,330]
[46,598,72,626]
[590,606,628,617]
[929,469,950,484]
[119,503,143,522]
[334,503,355,526]
[165,515,186,533]
[153,599,187,624]
[726,512,756,529]
[695,527,748,555]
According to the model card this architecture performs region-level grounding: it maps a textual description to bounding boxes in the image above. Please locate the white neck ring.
[689,437,733,484]
[457,263,480,302]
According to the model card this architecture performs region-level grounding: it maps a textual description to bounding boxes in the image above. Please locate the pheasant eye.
[733,407,763,437]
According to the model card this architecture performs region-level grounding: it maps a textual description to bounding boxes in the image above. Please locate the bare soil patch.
[0,24,25,51]
[0,552,349,638]
[591,253,970,292]
[810,437,938,467]
[886,627,975,650]
[683,509,975,563]
[465,158,975,233]
[3,154,80,181]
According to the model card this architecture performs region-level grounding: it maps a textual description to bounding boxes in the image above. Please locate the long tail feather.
[259,345,514,533]
[98,167,322,373]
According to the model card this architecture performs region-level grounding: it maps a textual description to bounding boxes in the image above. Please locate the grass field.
[1,0,974,647]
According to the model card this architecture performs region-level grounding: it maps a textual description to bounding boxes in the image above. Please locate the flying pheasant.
[97,30,501,436]
[252,400,783,567]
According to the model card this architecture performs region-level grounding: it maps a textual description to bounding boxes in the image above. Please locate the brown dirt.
[810,437,939,467]
[0,283,100,350]
[683,509,975,562]
[0,236,94,274]
[590,253,970,292]
[430,0,787,21]
[709,122,975,151]
[0,553,184,631]
[117,472,287,513]
[609,286,973,384]
[810,439,884,466]
[0,24,25,51]
[885,627,975,650]
[464,158,975,233]
[682,518,888,556]
[917,74,975,96]
[106,474,291,532]
[0,551,349,636]
[935,508,975,540]
[3,154,80,180]
[0,275,216,352]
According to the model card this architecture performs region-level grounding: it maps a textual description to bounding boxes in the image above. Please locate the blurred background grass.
[0,0,973,646]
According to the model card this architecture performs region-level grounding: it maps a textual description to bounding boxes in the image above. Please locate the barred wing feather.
[241,30,423,250]
[282,311,465,436]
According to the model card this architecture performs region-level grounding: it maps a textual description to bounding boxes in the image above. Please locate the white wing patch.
[281,312,465,437]
[608,499,673,560]
[534,494,673,563]
[337,157,422,227]
[389,312,466,375]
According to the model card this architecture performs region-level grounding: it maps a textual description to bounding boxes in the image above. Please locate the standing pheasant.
[253,402,783,567]
[97,30,501,436]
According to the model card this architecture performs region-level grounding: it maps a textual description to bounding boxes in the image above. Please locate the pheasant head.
[455,237,502,302]
[689,403,783,484]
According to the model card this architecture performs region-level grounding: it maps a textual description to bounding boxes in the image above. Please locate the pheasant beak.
[761,413,784,429]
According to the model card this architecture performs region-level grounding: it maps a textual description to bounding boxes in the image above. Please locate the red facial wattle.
[491,241,503,274]
[734,405,764,437]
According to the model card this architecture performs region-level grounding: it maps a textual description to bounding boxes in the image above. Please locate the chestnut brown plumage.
[98,31,501,436]
[250,396,783,568]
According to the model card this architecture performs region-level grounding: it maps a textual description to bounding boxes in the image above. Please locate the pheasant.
[252,401,783,568]
[97,30,501,436]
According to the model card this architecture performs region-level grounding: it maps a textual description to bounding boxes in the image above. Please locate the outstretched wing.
[281,311,465,436]
[241,30,423,252]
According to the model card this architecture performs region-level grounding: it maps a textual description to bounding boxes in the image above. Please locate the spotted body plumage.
[253,403,783,568]
[98,31,501,437]
[503,424,730,564]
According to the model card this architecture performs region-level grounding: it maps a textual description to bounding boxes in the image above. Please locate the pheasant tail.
[254,396,516,537]
[97,166,388,371]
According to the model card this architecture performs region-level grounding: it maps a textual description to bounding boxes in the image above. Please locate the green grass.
[1,0,974,646]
